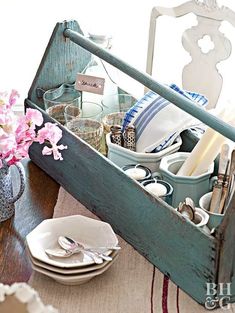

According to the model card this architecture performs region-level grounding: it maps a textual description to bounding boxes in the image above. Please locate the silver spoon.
[58,236,113,262]
[45,246,104,264]
[45,247,77,258]
[178,197,195,221]
[59,236,121,253]
[58,236,110,263]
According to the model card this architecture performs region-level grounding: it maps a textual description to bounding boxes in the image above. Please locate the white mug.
[199,192,224,229]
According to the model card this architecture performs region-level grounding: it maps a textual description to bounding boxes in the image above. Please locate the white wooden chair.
[146,0,235,109]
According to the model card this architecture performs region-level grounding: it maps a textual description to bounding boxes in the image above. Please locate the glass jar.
[81,34,118,104]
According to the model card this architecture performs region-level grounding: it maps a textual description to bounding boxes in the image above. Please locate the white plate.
[26,215,118,268]
[31,254,118,285]
[27,246,119,274]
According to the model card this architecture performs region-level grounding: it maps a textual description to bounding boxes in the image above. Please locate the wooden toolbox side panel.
[28,20,91,109]
[216,190,235,301]
[26,99,218,305]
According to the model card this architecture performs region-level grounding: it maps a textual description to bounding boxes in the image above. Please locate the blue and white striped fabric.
[122,84,208,153]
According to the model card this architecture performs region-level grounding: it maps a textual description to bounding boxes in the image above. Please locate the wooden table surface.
[0,159,59,284]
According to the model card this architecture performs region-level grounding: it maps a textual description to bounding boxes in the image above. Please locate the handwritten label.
[75,74,105,95]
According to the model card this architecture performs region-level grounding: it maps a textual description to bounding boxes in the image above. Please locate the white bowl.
[30,254,118,285]
[27,246,119,275]
[106,134,182,172]
[26,215,118,268]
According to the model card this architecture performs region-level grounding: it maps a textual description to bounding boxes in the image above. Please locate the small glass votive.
[80,101,103,121]
[102,112,125,134]
[141,179,173,205]
[43,84,81,125]
[101,94,137,115]
[66,118,103,151]
[122,164,152,183]
[64,104,81,123]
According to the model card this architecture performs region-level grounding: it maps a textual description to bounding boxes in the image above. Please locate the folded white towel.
[122,84,208,153]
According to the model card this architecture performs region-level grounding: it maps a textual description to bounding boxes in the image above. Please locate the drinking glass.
[102,111,126,134]
[66,118,103,151]
[43,84,81,125]
[64,104,81,123]
[79,101,103,121]
[101,94,137,115]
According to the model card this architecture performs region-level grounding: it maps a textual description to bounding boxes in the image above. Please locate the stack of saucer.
[26,215,120,285]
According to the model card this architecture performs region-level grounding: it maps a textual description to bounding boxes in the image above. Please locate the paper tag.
[75,73,105,95]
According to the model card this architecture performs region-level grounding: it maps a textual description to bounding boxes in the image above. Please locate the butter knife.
[218,159,230,214]
[223,149,235,214]
[209,144,229,214]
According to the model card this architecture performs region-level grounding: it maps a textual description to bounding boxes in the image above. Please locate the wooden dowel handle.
[63,28,235,142]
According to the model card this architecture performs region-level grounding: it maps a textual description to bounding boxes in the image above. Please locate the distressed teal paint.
[28,21,91,109]
[26,99,217,305]
[216,190,235,301]
[25,20,235,306]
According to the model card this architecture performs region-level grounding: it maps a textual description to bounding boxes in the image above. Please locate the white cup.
[199,192,224,229]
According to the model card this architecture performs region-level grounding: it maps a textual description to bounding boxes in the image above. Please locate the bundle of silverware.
[45,236,120,263]
[209,144,235,215]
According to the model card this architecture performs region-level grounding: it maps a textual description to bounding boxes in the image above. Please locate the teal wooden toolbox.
[25,20,235,307]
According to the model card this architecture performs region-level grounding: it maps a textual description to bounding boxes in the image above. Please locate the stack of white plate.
[26,215,120,285]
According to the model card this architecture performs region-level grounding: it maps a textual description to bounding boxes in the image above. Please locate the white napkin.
[122,84,208,153]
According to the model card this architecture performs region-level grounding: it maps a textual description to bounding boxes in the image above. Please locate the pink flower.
[25,108,43,127]
[14,141,32,159]
[16,122,36,143]
[42,143,67,160]
[0,90,67,167]
[8,90,20,107]
[36,122,63,144]
[0,89,20,109]
[0,134,16,155]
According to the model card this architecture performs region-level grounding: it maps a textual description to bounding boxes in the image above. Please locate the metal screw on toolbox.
[123,125,136,151]
[110,125,123,146]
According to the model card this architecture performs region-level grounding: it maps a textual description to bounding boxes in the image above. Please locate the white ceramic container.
[199,191,224,229]
[106,134,182,172]
[159,152,215,207]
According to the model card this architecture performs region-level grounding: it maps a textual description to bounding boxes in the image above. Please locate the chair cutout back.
[146,0,235,109]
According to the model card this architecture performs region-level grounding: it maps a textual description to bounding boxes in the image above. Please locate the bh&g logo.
[205,283,231,310]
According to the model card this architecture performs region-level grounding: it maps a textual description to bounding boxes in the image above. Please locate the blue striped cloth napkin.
[122,84,208,153]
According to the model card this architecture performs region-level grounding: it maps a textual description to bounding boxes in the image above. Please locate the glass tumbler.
[102,111,126,134]
[66,118,103,151]
[79,101,103,121]
[43,84,81,125]
[64,104,81,124]
[101,93,137,115]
